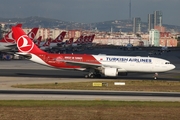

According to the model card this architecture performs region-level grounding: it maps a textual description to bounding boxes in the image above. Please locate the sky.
[0,0,179,26]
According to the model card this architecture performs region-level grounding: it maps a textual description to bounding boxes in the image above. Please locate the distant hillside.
[0,16,179,32]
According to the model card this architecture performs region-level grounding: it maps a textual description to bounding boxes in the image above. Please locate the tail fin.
[12,27,45,54]
[74,35,83,44]
[83,36,88,44]
[15,23,22,27]
[35,36,42,47]
[89,34,95,43]
[51,31,66,43]
[66,38,74,45]
[27,28,39,40]
[0,23,23,43]
[0,31,15,43]
[42,38,51,47]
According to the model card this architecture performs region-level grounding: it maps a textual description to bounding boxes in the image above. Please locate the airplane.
[39,38,52,50]
[120,36,139,51]
[83,34,95,48]
[49,31,66,48]
[64,37,74,48]
[34,36,42,47]
[72,35,83,47]
[160,39,170,52]
[12,26,175,79]
[0,26,39,52]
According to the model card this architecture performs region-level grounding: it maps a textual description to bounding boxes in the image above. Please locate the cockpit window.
[165,62,170,64]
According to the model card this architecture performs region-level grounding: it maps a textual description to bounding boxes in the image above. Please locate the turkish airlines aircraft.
[12,27,175,79]
[0,26,39,52]
[64,37,74,48]
[49,31,66,48]
[40,38,52,50]
[34,36,42,47]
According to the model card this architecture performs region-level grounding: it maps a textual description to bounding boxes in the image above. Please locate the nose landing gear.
[153,73,158,79]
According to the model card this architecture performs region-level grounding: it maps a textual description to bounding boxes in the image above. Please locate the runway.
[0,49,180,101]
[0,89,180,101]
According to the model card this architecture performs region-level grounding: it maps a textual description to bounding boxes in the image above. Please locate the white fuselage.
[93,55,175,73]
[29,53,175,74]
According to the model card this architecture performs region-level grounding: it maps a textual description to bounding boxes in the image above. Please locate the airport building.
[149,29,160,46]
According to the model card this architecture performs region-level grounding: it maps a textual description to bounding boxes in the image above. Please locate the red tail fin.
[83,36,88,43]
[74,35,83,44]
[66,38,74,45]
[12,27,45,54]
[42,38,51,47]
[15,23,22,27]
[0,31,15,43]
[35,36,42,47]
[51,31,66,43]
[0,24,22,43]
[90,34,95,43]
[27,28,39,40]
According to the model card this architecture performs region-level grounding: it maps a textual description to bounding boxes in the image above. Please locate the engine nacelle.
[103,67,118,77]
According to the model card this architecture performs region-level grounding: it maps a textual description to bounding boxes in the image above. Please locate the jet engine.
[103,67,118,77]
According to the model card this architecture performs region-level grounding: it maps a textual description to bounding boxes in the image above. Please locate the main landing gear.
[85,72,101,78]
[153,73,158,79]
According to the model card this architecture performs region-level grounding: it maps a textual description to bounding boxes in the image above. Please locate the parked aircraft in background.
[12,26,175,79]
[119,36,139,51]
[0,25,38,52]
[50,31,66,48]
[65,37,74,48]
[71,34,95,51]
[72,35,83,47]
[35,31,66,51]
[40,38,52,50]
[34,36,42,47]
[160,40,170,52]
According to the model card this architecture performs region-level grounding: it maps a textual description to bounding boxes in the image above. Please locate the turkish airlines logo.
[17,35,34,53]
[56,56,63,63]
[56,35,63,42]
[28,32,35,40]
[4,31,15,43]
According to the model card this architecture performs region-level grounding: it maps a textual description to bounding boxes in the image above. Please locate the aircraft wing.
[15,52,32,59]
[61,59,120,69]
[62,60,101,68]
[5,44,17,48]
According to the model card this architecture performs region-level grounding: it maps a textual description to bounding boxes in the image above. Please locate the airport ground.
[0,47,180,120]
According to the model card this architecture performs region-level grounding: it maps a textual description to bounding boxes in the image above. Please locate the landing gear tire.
[84,73,101,78]
[85,75,89,78]
[153,73,158,80]
[89,74,95,78]
[154,77,158,80]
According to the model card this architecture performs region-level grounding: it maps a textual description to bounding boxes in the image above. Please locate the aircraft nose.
[171,64,176,70]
